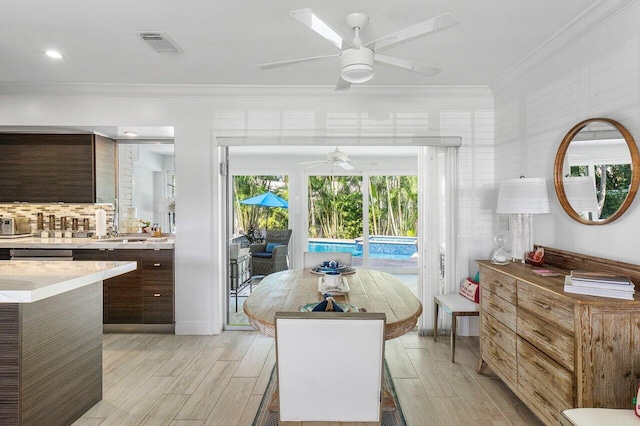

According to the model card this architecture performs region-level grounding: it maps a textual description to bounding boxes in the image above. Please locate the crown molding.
[0,82,491,100]
[490,0,637,95]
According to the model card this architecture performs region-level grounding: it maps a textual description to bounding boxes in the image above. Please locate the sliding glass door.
[307,174,418,273]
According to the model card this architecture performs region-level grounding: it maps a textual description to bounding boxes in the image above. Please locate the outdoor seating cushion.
[266,242,280,253]
[252,252,273,259]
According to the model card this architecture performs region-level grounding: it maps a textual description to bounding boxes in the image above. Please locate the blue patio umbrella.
[240,191,289,208]
[240,191,288,232]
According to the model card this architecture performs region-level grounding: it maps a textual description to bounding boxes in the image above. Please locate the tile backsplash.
[0,204,114,233]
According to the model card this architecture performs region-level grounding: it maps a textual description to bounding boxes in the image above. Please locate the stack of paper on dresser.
[564,270,636,300]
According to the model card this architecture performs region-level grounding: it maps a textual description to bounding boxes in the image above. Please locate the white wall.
[492,0,640,263]
[0,86,493,334]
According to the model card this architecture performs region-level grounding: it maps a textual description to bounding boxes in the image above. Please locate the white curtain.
[418,146,459,335]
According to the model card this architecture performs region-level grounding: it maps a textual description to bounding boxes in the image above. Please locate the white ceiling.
[0,1,595,87]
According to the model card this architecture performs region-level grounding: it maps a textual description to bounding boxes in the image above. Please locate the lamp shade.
[496,178,550,214]
[564,176,599,213]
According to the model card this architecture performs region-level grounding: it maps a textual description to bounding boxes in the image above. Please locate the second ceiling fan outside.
[299,147,355,170]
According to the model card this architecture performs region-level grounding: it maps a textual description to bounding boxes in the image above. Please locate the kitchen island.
[0,260,136,426]
[0,237,176,329]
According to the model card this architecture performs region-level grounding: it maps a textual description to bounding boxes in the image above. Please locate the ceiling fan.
[258,8,458,91]
[300,147,355,170]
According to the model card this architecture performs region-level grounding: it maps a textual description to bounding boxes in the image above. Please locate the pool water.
[308,236,417,260]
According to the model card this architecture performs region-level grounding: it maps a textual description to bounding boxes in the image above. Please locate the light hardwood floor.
[73,331,543,426]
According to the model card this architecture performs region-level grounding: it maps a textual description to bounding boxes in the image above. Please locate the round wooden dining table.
[243,268,423,340]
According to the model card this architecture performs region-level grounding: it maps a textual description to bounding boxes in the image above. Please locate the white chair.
[560,408,638,425]
[275,311,386,424]
[303,251,352,268]
[434,293,479,362]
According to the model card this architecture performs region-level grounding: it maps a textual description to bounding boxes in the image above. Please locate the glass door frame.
[225,167,292,329]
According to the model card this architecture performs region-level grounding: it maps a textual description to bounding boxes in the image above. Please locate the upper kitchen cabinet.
[0,134,115,203]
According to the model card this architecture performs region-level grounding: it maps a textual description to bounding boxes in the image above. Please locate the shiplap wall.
[493,1,640,263]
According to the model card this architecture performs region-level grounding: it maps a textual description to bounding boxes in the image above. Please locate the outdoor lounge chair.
[249,229,292,276]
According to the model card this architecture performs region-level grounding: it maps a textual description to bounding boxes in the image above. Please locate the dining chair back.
[303,251,352,268]
[275,311,386,424]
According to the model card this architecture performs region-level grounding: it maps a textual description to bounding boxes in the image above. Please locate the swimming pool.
[308,236,418,260]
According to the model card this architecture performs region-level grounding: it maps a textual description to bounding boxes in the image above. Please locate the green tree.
[308,176,363,239]
[308,175,418,240]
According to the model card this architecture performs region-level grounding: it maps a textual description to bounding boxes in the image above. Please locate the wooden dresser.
[477,247,640,426]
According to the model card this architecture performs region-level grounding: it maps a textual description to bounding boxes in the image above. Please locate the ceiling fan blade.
[299,160,327,165]
[338,161,355,171]
[375,54,442,77]
[305,162,328,169]
[364,12,458,52]
[258,54,339,70]
[334,78,351,91]
[290,8,355,50]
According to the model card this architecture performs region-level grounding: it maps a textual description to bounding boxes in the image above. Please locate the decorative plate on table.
[309,264,356,275]
[317,276,350,295]
[300,301,358,313]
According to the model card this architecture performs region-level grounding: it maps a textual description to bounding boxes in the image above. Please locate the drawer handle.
[154,293,161,297]
[532,329,551,342]
[532,300,550,310]
[533,390,551,406]
[153,263,161,267]
[533,361,549,374]
[488,301,503,312]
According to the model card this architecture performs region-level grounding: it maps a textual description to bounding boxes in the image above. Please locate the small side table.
[230,253,252,311]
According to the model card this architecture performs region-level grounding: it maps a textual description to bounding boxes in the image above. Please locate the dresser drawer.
[518,308,574,372]
[483,310,515,355]
[481,323,517,388]
[518,280,574,335]
[518,337,574,424]
[482,288,516,332]
[480,266,517,305]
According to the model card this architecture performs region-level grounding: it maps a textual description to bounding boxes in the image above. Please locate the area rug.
[252,360,407,426]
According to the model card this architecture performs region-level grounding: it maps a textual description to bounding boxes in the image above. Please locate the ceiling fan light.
[342,65,374,83]
[341,47,374,84]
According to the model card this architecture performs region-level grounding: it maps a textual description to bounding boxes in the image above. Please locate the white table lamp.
[496,177,550,262]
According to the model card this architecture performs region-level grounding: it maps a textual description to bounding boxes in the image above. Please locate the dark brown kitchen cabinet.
[104,250,143,324]
[142,249,175,324]
[87,248,174,325]
[0,133,115,203]
[73,249,109,261]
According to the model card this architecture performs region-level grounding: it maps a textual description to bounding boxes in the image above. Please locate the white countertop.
[0,236,174,249]
[0,260,137,303]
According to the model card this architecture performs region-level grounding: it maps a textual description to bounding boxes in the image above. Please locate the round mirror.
[554,118,640,225]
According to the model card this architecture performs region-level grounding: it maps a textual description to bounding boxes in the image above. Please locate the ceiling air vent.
[136,32,183,54]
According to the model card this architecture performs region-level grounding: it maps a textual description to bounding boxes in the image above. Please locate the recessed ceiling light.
[45,50,63,59]
[124,131,138,137]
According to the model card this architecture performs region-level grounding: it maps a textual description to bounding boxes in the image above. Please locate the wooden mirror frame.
[554,118,640,225]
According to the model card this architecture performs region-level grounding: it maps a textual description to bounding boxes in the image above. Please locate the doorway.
[228,174,289,326]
